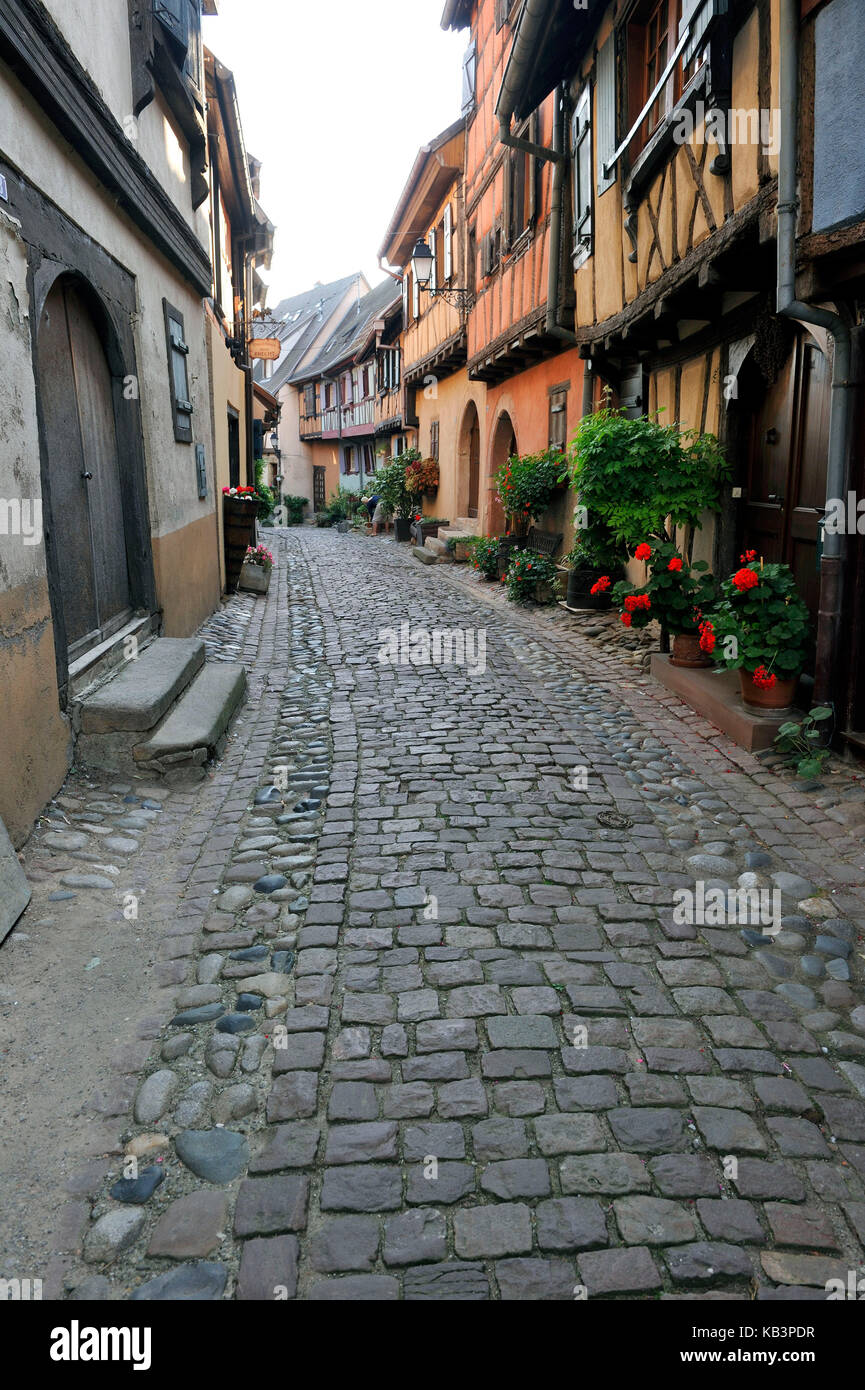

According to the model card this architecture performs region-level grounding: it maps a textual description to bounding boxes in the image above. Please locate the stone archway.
[457,400,481,520]
[487,409,517,536]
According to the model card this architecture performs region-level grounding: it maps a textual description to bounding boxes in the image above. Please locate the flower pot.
[670,632,712,669]
[739,670,798,711]
[566,565,612,610]
[239,563,271,595]
[394,518,413,542]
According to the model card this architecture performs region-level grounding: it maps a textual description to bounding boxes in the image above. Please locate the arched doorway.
[733,328,831,624]
[36,276,132,663]
[488,410,517,536]
[458,401,481,520]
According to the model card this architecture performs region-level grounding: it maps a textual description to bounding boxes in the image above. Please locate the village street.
[3,527,865,1302]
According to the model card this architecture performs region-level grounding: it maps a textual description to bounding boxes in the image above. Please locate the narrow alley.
[4,528,863,1303]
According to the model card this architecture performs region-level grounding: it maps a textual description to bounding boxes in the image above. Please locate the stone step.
[411,546,437,565]
[76,638,206,734]
[133,663,247,768]
[424,536,453,561]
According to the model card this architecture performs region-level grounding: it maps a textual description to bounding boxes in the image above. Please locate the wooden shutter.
[443,203,453,281]
[572,87,593,262]
[153,0,189,54]
[680,0,728,67]
[402,273,409,325]
[548,389,568,451]
[412,270,420,319]
[429,229,437,293]
[163,299,193,443]
[595,35,616,195]
[461,41,477,115]
[495,0,509,32]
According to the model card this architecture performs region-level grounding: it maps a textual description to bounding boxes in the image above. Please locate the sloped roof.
[291,279,402,383]
[252,272,368,389]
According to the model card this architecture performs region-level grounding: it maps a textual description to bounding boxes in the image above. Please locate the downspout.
[777,0,853,705]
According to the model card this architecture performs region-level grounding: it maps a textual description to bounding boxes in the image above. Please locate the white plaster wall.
[0,69,215,544]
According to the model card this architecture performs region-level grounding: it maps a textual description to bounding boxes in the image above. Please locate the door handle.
[81,471,93,480]
[767,493,783,502]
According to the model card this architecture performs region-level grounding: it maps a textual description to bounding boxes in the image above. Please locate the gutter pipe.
[777,0,853,704]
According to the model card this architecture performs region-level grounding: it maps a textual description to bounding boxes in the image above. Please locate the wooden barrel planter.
[224,497,258,592]
[566,565,612,609]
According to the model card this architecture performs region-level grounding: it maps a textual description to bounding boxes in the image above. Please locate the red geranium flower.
[733,567,759,592]
[740,550,757,563]
[620,612,632,627]
[698,619,716,654]
[590,576,611,595]
[668,557,683,572]
[635,543,652,561]
[624,593,651,613]
[752,665,777,689]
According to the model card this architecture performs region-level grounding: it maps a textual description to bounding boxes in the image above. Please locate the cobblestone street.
[4,527,865,1302]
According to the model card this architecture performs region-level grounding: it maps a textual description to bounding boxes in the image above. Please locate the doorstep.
[651,653,796,753]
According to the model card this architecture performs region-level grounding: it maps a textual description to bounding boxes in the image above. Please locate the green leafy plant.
[610,538,717,639]
[468,536,500,580]
[708,556,812,680]
[504,550,560,604]
[494,448,568,535]
[373,452,419,520]
[774,706,834,780]
[254,460,275,522]
[281,494,308,526]
[569,400,730,549]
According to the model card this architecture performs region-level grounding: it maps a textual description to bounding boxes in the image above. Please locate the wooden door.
[313,466,326,511]
[37,278,131,657]
[741,335,830,623]
[228,408,241,490]
[468,413,480,519]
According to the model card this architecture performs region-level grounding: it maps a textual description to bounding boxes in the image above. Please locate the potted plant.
[468,536,500,581]
[494,447,568,571]
[706,553,812,710]
[239,542,274,594]
[405,456,440,498]
[564,522,625,609]
[223,486,259,590]
[374,453,417,540]
[503,550,560,605]
[609,539,717,664]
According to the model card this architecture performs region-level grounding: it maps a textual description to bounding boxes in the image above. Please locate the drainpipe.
[777,0,853,705]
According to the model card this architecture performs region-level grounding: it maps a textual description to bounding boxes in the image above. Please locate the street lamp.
[410,238,474,311]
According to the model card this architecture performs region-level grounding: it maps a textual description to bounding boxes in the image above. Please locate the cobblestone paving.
[41,528,865,1300]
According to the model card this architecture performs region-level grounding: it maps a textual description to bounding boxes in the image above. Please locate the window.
[505,116,538,248]
[163,299,193,443]
[303,383,316,418]
[362,443,375,476]
[443,204,454,281]
[461,40,477,116]
[153,1,203,95]
[430,420,440,462]
[378,347,400,394]
[342,445,357,475]
[548,385,569,452]
[572,87,593,264]
[645,1,679,134]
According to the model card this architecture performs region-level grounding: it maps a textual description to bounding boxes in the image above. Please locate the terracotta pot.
[739,669,798,710]
[670,632,712,668]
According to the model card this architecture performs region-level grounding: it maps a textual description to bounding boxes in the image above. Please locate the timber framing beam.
[0,0,212,295]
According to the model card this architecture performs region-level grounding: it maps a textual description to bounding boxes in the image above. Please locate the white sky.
[203,0,467,303]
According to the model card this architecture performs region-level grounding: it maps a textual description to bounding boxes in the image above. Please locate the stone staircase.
[413,518,481,566]
[72,637,246,782]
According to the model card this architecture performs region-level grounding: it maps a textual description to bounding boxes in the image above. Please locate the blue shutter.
[572,87,593,264]
[461,41,477,116]
[596,36,616,195]
[680,0,728,68]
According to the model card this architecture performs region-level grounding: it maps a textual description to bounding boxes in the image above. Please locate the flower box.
[239,563,271,595]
